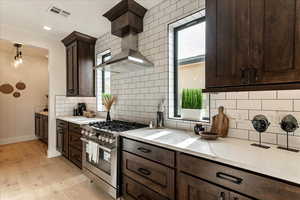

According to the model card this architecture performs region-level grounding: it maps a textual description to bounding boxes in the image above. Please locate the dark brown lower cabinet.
[121,137,300,200]
[179,172,229,200]
[123,176,168,200]
[56,120,82,168]
[35,113,48,144]
[56,128,63,153]
[69,146,82,168]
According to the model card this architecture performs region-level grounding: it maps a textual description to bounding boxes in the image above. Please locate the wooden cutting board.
[211,106,229,138]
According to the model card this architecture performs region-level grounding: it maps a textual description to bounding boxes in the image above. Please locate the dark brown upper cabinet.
[205,0,300,92]
[62,31,96,97]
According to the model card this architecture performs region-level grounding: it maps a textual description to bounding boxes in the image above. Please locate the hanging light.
[14,43,23,68]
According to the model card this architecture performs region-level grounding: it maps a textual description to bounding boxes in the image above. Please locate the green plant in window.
[181,89,202,109]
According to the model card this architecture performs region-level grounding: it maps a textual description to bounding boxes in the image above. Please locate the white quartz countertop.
[120,128,300,185]
[56,116,105,125]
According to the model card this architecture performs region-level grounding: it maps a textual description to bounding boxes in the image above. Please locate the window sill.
[167,117,210,125]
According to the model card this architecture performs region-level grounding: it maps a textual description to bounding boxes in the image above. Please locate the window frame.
[173,16,206,118]
[96,50,111,112]
[101,52,112,94]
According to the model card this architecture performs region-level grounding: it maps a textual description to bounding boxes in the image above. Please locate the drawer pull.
[137,147,152,153]
[138,168,151,176]
[216,172,243,184]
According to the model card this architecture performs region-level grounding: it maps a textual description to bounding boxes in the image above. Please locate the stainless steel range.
[80,120,148,199]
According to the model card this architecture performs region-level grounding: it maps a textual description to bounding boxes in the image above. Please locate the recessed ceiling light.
[43,26,52,31]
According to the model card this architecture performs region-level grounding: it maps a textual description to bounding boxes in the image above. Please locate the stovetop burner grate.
[89,120,148,132]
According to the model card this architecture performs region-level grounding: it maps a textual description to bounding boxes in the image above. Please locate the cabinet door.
[252,0,300,84]
[56,128,63,153]
[122,176,169,200]
[230,192,253,200]
[178,172,229,200]
[206,0,250,88]
[69,131,82,151]
[77,41,95,97]
[69,146,82,168]
[66,42,78,96]
[62,129,69,158]
[43,116,48,144]
[35,114,40,138]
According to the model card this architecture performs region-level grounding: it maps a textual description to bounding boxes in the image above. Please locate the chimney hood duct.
[95,0,154,73]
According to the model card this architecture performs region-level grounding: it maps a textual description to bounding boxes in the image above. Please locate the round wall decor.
[0,84,14,94]
[16,82,26,90]
[13,92,21,98]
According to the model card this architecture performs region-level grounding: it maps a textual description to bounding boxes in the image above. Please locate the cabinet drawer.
[123,175,168,200]
[69,131,82,151]
[69,146,82,169]
[178,172,229,200]
[122,138,175,167]
[123,152,175,199]
[56,119,68,129]
[69,123,81,133]
[178,153,300,200]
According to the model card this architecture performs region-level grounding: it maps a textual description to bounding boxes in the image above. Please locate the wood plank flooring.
[0,140,113,200]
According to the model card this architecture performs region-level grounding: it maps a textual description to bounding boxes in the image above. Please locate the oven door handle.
[81,138,113,153]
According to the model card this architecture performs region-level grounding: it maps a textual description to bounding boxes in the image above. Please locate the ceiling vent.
[48,6,71,18]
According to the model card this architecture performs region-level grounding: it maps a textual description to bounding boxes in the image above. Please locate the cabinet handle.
[138,168,151,176]
[216,172,243,185]
[219,192,226,200]
[137,147,151,153]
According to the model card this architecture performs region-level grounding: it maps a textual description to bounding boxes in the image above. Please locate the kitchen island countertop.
[121,128,300,185]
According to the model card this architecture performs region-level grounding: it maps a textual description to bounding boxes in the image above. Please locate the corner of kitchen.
[1,0,300,200]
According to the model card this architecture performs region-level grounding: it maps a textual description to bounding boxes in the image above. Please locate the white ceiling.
[0,39,49,58]
[0,0,164,41]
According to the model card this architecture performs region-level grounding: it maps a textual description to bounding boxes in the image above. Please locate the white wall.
[0,25,66,157]
[0,49,48,144]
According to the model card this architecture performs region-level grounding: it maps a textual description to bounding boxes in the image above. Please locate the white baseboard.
[0,135,38,145]
[47,149,61,158]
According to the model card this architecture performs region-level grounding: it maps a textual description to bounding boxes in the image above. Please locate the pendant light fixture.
[14,43,23,68]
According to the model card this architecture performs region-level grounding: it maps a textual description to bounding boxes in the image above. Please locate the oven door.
[82,139,117,188]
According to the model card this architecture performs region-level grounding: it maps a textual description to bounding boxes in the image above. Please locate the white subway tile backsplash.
[278,90,300,99]
[249,91,276,99]
[216,100,236,109]
[262,100,293,111]
[237,100,261,110]
[226,92,248,100]
[249,131,277,144]
[293,100,300,111]
[228,129,249,140]
[55,95,96,117]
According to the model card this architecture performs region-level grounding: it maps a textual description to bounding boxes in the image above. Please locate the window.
[169,11,210,122]
[96,50,111,111]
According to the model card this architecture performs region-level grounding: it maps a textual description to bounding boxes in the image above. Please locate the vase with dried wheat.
[102,94,116,121]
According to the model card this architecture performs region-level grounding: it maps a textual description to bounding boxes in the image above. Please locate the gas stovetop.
[89,120,148,132]
[81,120,148,146]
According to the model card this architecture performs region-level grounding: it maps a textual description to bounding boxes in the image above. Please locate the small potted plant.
[102,94,116,121]
[181,89,202,121]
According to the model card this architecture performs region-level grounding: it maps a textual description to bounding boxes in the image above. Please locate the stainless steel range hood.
[95,32,153,73]
[94,0,153,73]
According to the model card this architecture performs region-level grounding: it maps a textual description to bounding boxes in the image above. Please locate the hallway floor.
[0,140,113,200]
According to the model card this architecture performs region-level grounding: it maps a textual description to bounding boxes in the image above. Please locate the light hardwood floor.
[0,140,114,200]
